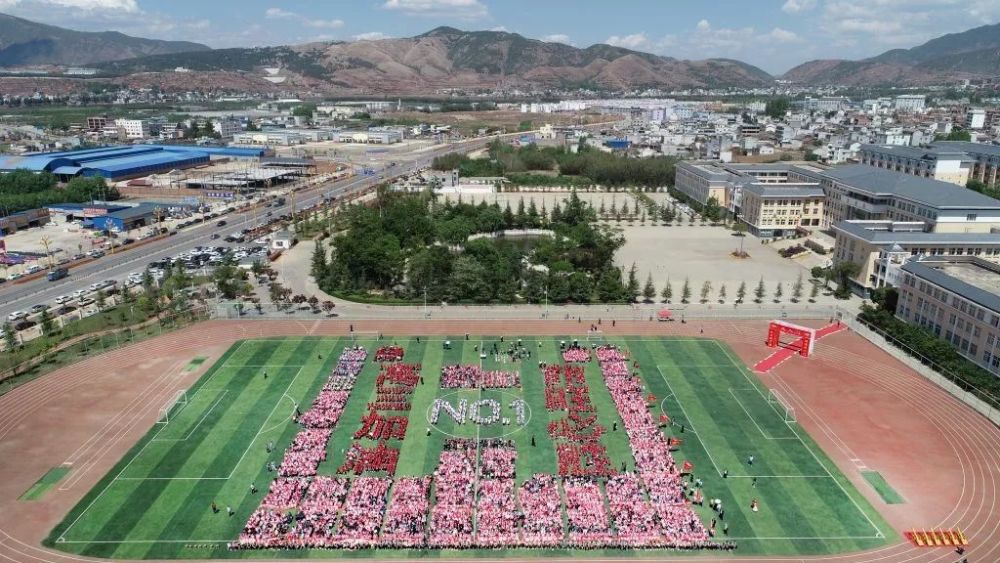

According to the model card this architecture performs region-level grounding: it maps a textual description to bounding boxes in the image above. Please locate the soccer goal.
[157,389,189,425]
[767,388,796,424]
[350,330,381,343]
[586,330,604,341]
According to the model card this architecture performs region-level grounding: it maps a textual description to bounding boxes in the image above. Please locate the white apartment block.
[894,95,926,113]
[117,119,150,140]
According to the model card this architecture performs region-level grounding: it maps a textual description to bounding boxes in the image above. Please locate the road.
[0,132,517,321]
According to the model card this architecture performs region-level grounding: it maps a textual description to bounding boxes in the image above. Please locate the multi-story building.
[86,116,108,132]
[859,144,973,186]
[673,162,736,207]
[820,165,1000,232]
[931,141,1000,186]
[831,221,1000,294]
[967,108,987,130]
[895,255,1000,376]
[674,161,825,211]
[738,184,825,237]
[985,109,1000,130]
[117,119,150,140]
[894,95,926,113]
[213,117,243,140]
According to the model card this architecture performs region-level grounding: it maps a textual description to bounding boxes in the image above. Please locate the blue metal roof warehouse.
[0,145,266,182]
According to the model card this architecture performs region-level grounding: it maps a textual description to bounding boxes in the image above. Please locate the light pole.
[544,287,549,319]
[423,286,428,318]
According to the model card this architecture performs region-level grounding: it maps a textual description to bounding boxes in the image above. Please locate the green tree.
[661,278,673,303]
[642,273,656,303]
[809,281,820,302]
[311,240,328,280]
[703,196,722,222]
[765,98,790,118]
[681,278,692,304]
[791,273,804,302]
[736,281,747,304]
[213,255,247,300]
[700,281,712,303]
[3,322,18,351]
[94,290,106,311]
[754,278,766,303]
[832,261,861,299]
[39,309,55,338]
[626,263,641,302]
[718,283,727,303]
[597,267,625,302]
[773,282,784,302]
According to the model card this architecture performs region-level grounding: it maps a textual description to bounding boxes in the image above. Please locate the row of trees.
[311,189,632,304]
[629,270,820,305]
[432,141,679,188]
[0,171,119,216]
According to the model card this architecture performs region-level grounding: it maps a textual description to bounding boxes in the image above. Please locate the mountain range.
[0,13,208,67]
[0,12,998,92]
[782,24,1000,85]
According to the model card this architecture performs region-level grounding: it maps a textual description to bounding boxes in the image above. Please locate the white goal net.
[351,330,381,343]
[767,388,796,423]
[586,330,604,341]
[157,389,189,425]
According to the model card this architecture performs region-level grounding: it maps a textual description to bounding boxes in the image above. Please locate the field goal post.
[767,388,796,424]
[350,330,381,343]
[157,389,189,425]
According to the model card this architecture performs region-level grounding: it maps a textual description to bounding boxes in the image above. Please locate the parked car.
[7,311,27,322]
[55,295,72,305]
[29,304,48,314]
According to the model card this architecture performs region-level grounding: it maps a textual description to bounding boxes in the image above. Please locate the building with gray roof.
[896,255,1000,376]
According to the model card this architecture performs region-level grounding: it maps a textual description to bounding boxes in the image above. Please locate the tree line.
[0,171,119,216]
[432,141,679,188]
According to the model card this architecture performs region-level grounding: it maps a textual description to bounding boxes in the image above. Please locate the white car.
[7,311,27,322]
[55,295,72,305]
[72,289,88,299]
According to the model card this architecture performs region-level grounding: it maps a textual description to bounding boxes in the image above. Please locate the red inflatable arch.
[766,320,816,358]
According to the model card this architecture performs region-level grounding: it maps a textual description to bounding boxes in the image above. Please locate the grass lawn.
[46,336,893,559]
[20,466,71,501]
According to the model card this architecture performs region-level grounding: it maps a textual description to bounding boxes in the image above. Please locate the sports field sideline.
[46,335,893,559]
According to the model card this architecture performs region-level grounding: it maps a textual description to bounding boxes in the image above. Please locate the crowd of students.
[374,345,404,363]
[278,429,331,478]
[561,345,592,363]
[235,342,725,552]
[338,476,392,545]
[235,347,367,549]
[428,440,476,547]
[440,364,520,388]
[380,477,431,547]
[599,346,711,548]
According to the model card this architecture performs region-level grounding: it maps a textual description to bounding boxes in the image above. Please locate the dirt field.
[0,318,998,562]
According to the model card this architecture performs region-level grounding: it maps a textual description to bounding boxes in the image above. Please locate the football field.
[47,335,893,559]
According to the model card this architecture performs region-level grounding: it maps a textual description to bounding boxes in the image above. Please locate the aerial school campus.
[3,3,1000,562]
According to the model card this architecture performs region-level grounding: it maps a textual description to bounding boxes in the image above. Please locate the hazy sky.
[2,0,998,73]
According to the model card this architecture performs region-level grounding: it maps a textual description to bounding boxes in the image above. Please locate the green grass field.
[46,336,894,559]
